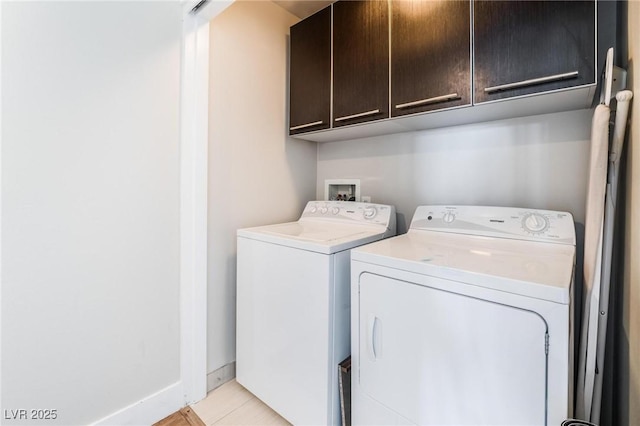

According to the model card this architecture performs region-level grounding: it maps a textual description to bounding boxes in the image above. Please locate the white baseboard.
[207,362,236,392]
[91,381,184,426]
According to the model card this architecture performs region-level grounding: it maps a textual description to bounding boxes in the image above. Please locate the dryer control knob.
[310,206,318,213]
[443,211,456,224]
[364,206,377,219]
[320,206,328,214]
[523,213,549,233]
[332,207,340,215]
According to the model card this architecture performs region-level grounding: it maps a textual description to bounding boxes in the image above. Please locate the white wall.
[1,2,182,424]
[207,1,317,377]
[622,1,640,423]
[317,109,593,232]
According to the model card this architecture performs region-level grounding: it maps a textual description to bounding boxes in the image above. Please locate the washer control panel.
[410,205,575,245]
[301,201,395,228]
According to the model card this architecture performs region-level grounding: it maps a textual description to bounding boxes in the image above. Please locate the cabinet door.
[391,0,471,117]
[289,6,331,135]
[333,1,389,127]
[474,1,595,104]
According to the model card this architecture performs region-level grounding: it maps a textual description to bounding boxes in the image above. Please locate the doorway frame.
[180,0,233,404]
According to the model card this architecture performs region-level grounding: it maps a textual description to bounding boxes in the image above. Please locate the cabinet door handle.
[334,109,380,122]
[289,120,324,131]
[395,93,460,109]
[484,71,579,93]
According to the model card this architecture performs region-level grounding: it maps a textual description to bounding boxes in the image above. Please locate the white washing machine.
[350,206,576,426]
[236,201,396,425]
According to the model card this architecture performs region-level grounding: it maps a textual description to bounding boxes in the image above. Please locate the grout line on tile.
[211,395,257,426]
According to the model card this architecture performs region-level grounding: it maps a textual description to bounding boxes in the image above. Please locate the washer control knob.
[443,211,456,224]
[310,205,318,213]
[332,207,340,215]
[364,206,377,219]
[523,213,549,233]
[320,206,328,214]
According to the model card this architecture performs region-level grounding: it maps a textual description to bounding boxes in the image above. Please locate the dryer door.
[358,273,548,425]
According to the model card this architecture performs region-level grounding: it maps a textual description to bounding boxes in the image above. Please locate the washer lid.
[238,220,392,254]
[351,230,576,304]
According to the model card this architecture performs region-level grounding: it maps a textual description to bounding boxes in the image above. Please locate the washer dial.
[443,211,456,224]
[522,213,550,234]
[364,206,377,219]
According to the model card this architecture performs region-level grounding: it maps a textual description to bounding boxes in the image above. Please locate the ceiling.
[273,0,335,19]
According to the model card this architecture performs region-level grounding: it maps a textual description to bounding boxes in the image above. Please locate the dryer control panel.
[410,205,575,245]
[301,201,396,229]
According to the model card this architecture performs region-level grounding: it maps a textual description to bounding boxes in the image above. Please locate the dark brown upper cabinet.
[333,1,389,127]
[474,1,595,104]
[391,0,471,117]
[289,6,331,136]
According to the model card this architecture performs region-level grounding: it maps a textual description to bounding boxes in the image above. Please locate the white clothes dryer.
[236,201,396,426]
[350,206,576,426]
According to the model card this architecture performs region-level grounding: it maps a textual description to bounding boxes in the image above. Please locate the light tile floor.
[191,380,290,426]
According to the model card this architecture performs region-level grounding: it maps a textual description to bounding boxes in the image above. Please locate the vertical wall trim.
[180,12,210,406]
[0,0,4,410]
[180,0,233,405]
[180,13,210,405]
